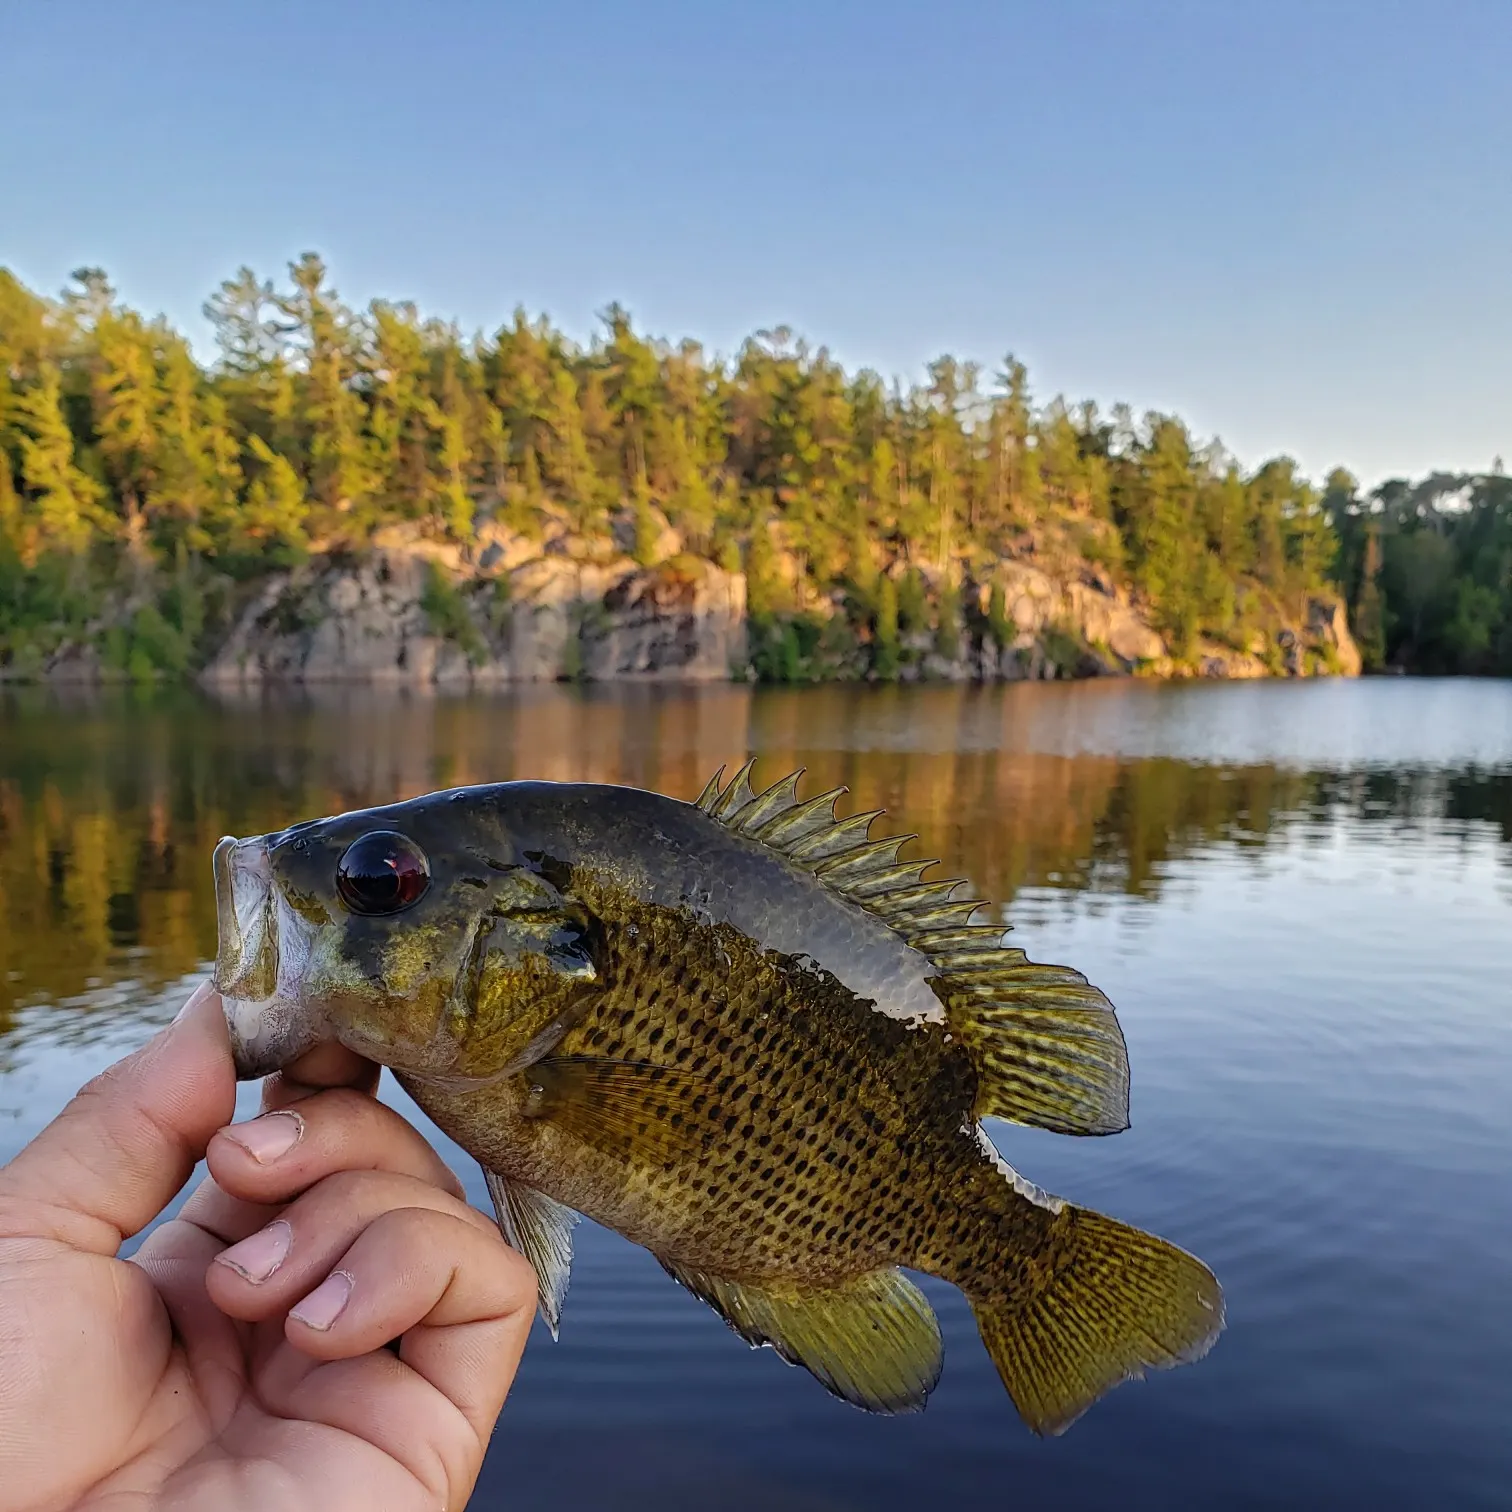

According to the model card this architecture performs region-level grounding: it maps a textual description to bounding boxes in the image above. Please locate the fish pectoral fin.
[658,1260,944,1415]
[943,959,1130,1136]
[522,1056,714,1165]
[484,1169,579,1339]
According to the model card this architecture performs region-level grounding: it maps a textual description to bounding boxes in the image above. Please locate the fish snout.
[213,836,277,1002]
[212,834,322,1080]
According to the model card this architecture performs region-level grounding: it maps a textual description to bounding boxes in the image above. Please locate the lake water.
[2,678,1510,1511]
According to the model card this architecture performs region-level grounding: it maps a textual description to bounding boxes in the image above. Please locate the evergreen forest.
[1,257,1508,680]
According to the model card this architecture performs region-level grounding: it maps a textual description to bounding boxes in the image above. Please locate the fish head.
[212,796,601,1084]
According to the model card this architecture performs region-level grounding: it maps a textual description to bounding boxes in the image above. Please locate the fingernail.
[223,1110,304,1163]
[291,1270,353,1331]
[216,1219,292,1283]
[172,980,215,1027]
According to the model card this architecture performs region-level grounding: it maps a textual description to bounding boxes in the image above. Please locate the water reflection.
[3,679,1512,1510]
[2,681,1509,1041]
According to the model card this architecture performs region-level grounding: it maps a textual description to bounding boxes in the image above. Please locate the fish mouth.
[212,834,323,1080]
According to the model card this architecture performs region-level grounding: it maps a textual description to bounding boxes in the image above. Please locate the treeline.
[0,255,1502,678]
[1328,470,1512,675]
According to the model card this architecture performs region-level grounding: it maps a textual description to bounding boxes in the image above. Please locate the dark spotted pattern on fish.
[212,764,1224,1434]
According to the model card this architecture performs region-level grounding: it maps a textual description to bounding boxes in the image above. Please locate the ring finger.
[204,1167,500,1325]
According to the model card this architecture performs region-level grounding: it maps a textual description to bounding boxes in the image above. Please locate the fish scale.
[214,761,1225,1434]
[522,885,984,1279]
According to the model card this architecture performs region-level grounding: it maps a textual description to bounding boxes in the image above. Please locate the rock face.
[585,563,745,681]
[200,529,746,688]
[185,518,1363,689]
[994,563,1167,675]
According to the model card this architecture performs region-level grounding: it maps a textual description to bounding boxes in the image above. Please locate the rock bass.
[212,760,1224,1434]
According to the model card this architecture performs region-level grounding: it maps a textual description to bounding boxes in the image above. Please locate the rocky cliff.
[200,519,747,688]
[193,512,1359,688]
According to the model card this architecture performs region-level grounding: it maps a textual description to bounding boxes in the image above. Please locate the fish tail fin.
[967,1202,1224,1436]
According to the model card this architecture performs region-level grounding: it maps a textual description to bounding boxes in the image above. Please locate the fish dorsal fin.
[658,1258,943,1414]
[484,1169,579,1339]
[695,760,1130,1137]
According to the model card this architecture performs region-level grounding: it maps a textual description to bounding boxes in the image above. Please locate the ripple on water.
[1,680,1510,1511]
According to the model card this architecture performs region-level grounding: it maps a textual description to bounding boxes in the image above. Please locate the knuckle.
[311,1086,375,1122]
[493,1237,539,1294]
[310,1167,380,1207]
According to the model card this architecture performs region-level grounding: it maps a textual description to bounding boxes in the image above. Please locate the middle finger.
[181,1087,467,1246]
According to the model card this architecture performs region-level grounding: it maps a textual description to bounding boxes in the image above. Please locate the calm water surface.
[2,679,1510,1511]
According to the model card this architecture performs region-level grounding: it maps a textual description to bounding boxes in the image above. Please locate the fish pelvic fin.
[659,1259,944,1415]
[969,1202,1225,1436]
[484,1169,579,1339]
[694,761,1128,1136]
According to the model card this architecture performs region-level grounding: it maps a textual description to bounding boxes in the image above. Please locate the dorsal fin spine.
[733,769,803,832]
[694,766,727,813]
[843,863,933,899]
[755,787,847,845]
[692,761,1131,1136]
[813,836,914,883]
[787,810,883,863]
[869,880,967,915]
[709,758,759,820]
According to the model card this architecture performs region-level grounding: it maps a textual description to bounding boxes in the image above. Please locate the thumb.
[0,982,237,1254]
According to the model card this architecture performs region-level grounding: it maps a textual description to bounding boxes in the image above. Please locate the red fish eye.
[336,831,431,916]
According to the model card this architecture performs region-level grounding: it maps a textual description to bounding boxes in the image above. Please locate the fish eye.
[336,831,431,916]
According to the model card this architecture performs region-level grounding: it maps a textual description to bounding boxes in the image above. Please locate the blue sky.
[4,0,1507,487]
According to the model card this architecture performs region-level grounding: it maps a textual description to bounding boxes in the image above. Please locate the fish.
[212,759,1224,1435]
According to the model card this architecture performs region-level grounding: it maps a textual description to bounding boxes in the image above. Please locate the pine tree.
[91,309,162,555]
[241,435,310,562]
[873,573,900,679]
[14,366,105,560]
[151,337,241,551]
[283,253,372,522]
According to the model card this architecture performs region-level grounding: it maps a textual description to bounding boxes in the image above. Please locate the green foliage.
[897,568,928,634]
[97,591,200,681]
[163,540,206,650]
[987,580,1012,645]
[1328,471,1512,675]
[236,436,310,567]
[935,578,962,658]
[0,250,1499,682]
[744,515,783,617]
[631,482,661,567]
[873,574,900,680]
[419,561,486,665]
[126,604,190,678]
[1042,622,1084,676]
[0,546,97,671]
[747,612,830,683]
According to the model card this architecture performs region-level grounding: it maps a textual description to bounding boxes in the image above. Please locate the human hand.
[0,982,536,1512]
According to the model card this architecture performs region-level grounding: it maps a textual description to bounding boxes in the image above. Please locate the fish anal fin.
[970,1204,1224,1436]
[523,1055,714,1165]
[941,960,1130,1136]
[659,1259,944,1415]
[484,1169,579,1338]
